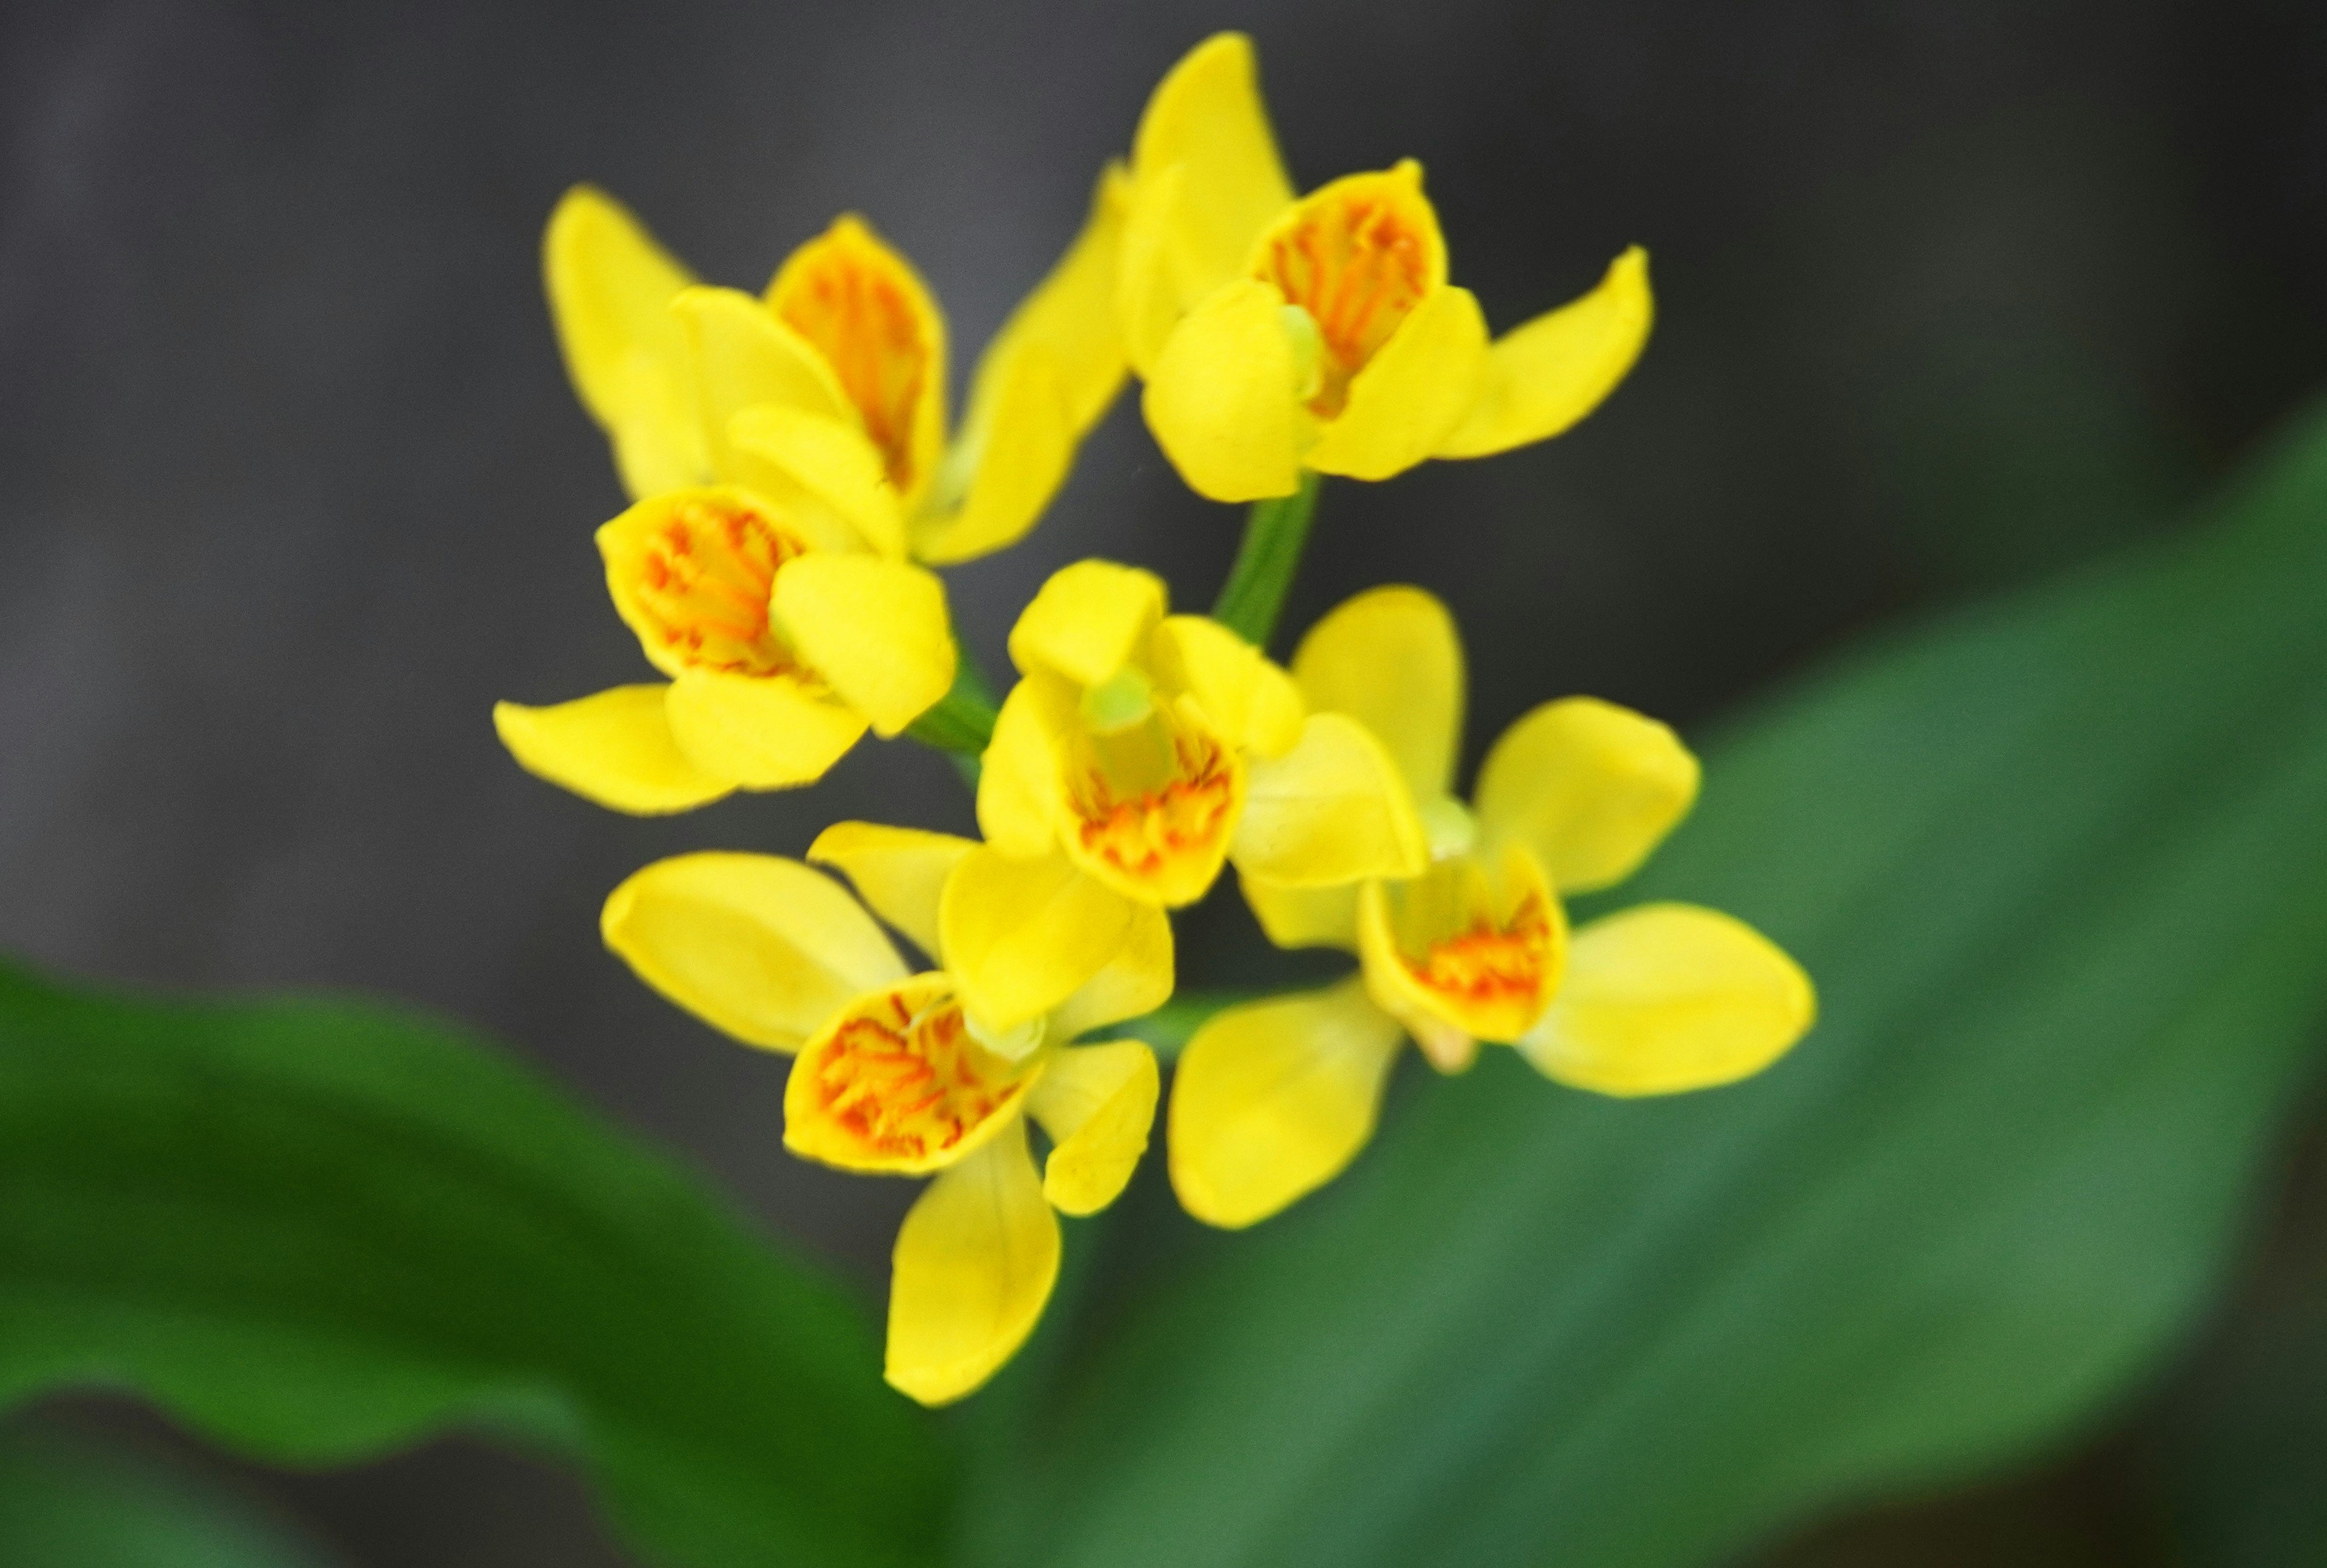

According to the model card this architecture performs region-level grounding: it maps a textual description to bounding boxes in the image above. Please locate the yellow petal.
[769,553,955,736]
[807,822,977,961]
[766,214,949,511]
[785,973,1039,1175]
[673,285,850,420]
[601,852,907,1052]
[1149,615,1305,759]
[939,846,1137,1032]
[1128,33,1294,310]
[1517,903,1814,1095]
[885,1121,1059,1406]
[963,162,1131,441]
[976,676,1072,859]
[542,187,710,499]
[1473,696,1699,894]
[1028,1041,1160,1215]
[1437,247,1653,459]
[1048,903,1174,1040]
[726,402,907,559]
[1007,559,1168,687]
[670,287,861,525]
[1290,585,1464,802]
[1303,284,1489,480]
[493,687,733,814]
[1239,874,1361,952]
[1232,713,1428,887]
[1141,279,1308,502]
[912,345,1074,567]
[664,667,868,789]
[1167,977,1403,1228]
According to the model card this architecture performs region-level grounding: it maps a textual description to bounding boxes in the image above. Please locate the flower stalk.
[905,643,1003,764]
[1211,470,1324,649]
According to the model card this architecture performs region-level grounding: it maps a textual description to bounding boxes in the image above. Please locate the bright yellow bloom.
[542,179,1130,564]
[977,559,1429,908]
[1117,34,1654,502]
[600,825,1171,1406]
[495,181,1131,806]
[1169,587,1814,1227]
[493,487,956,810]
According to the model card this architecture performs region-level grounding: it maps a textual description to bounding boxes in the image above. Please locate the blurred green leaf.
[0,1426,331,1568]
[959,404,2327,1568]
[2163,1130,2327,1567]
[0,969,949,1568]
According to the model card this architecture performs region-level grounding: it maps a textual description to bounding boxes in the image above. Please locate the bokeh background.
[4,0,2325,1561]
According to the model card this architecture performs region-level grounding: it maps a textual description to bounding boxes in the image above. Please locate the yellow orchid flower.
[599,823,1172,1406]
[1168,586,1814,1228]
[1117,33,1654,502]
[977,559,1430,909]
[492,486,956,811]
[542,177,1130,565]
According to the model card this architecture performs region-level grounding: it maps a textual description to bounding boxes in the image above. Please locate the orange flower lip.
[1361,846,1565,1049]
[1068,727,1240,903]
[625,496,808,677]
[789,977,1034,1174]
[770,222,938,496]
[1255,167,1441,418]
[1406,890,1555,1024]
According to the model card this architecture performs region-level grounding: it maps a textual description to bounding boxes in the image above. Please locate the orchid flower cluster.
[495,34,1813,1407]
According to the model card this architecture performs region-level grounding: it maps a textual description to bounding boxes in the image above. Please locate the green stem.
[904,640,1000,779]
[1210,470,1324,649]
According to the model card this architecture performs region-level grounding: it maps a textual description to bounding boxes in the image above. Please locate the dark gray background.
[5,0,2326,1562]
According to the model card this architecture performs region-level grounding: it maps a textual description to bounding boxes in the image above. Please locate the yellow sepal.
[1290,585,1464,802]
[965,162,1132,442]
[1473,696,1699,894]
[885,1121,1059,1406]
[1233,713,1428,887]
[664,668,868,789]
[601,852,907,1052]
[913,347,1074,567]
[770,553,955,736]
[1240,874,1362,952]
[1124,33,1293,342]
[1141,278,1309,502]
[1167,977,1404,1228]
[493,687,733,814]
[939,847,1137,1032]
[1437,247,1653,459]
[1303,284,1489,481]
[1007,559,1168,686]
[1517,903,1814,1095]
[1028,1041,1160,1215]
[916,165,1131,565]
[807,822,977,962]
[542,187,709,499]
